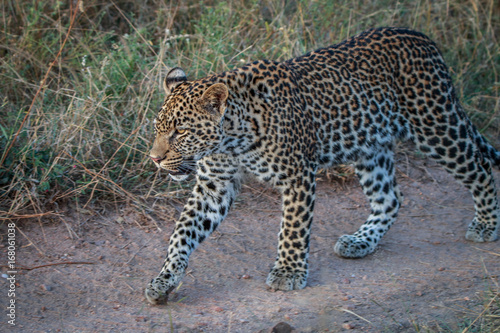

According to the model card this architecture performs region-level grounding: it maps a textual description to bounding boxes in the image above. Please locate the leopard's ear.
[163,67,187,95]
[199,83,229,121]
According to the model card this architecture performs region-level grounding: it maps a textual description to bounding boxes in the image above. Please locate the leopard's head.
[150,68,229,181]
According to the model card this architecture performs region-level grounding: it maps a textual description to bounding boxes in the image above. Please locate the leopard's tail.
[469,121,500,169]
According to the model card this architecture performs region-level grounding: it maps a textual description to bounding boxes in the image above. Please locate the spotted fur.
[145,27,499,304]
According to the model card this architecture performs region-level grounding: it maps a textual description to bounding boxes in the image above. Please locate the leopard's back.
[277,28,467,167]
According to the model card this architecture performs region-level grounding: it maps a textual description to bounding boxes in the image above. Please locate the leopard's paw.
[465,219,498,243]
[333,234,376,258]
[266,267,307,291]
[145,273,178,305]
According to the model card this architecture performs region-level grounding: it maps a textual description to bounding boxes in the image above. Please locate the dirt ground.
[1,152,499,333]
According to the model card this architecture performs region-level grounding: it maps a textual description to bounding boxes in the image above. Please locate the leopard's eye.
[177,128,187,134]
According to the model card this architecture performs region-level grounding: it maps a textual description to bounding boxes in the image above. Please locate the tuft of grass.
[0,0,498,217]
[405,257,500,333]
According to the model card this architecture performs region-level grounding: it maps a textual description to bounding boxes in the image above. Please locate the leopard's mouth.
[160,157,196,180]
[168,168,191,176]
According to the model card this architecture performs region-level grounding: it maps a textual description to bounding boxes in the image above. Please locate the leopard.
[145,27,499,304]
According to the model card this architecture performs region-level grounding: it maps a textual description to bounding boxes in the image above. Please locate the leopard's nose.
[151,156,164,163]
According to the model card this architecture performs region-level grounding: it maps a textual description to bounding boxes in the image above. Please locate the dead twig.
[1,261,95,271]
[473,246,500,257]
[15,226,45,256]
[338,307,373,325]
[0,211,61,220]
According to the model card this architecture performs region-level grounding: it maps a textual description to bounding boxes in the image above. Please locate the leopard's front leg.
[145,156,240,304]
[266,170,316,291]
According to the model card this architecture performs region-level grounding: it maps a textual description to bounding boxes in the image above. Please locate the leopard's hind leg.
[334,143,403,258]
[415,117,499,242]
[462,161,499,242]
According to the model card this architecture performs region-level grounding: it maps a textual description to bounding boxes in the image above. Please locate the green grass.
[0,0,498,216]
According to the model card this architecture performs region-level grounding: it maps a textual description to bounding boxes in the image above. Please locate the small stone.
[272,322,294,333]
[342,323,355,329]
[342,278,350,284]
[438,267,445,271]
[415,291,423,296]
[41,284,53,291]
[241,274,251,279]
[213,306,224,313]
